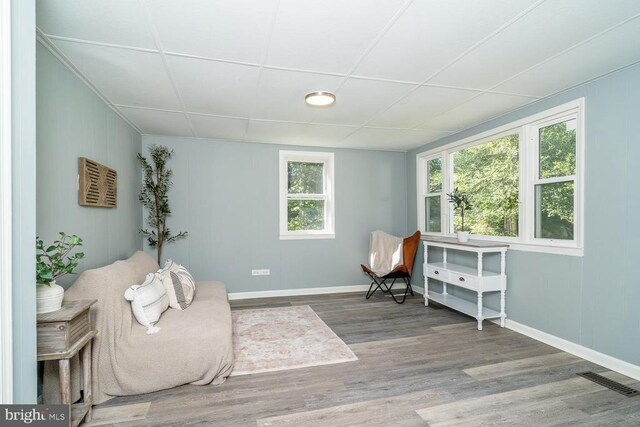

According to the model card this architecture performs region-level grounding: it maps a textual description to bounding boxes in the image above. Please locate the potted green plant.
[447,188,473,242]
[36,232,85,314]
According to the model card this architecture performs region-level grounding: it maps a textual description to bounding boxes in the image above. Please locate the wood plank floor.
[89,292,640,426]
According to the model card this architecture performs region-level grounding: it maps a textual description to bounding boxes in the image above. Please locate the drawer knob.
[434,270,439,275]
[459,277,465,282]
[58,325,66,331]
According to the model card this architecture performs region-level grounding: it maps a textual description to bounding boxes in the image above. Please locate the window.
[279,151,335,239]
[423,157,442,232]
[532,118,577,240]
[452,133,519,237]
[417,99,584,255]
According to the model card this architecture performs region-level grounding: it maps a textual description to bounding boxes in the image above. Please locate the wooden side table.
[38,299,97,427]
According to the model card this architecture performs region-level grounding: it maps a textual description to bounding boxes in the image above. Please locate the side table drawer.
[426,265,449,282]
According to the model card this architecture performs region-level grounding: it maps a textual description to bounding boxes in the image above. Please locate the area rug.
[230,305,358,376]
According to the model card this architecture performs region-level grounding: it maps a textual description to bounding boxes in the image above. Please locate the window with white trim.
[417,99,584,255]
[279,151,335,240]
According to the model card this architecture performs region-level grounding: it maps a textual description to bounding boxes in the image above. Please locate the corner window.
[279,151,335,240]
[417,99,584,256]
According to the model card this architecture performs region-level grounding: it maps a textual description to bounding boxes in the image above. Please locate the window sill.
[280,233,335,240]
[423,233,584,257]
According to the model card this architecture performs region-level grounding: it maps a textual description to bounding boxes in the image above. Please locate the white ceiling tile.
[118,107,192,136]
[304,124,359,143]
[494,18,640,97]
[147,0,278,64]
[265,0,406,74]
[246,120,309,145]
[54,40,181,110]
[252,69,344,123]
[167,55,260,117]
[310,78,415,126]
[368,85,481,128]
[418,92,537,131]
[37,0,156,49]
[430,0,640,90]
[246,120,357,147]
[354,0,539,83]
[188,114,249,140]
[341,127,431,151]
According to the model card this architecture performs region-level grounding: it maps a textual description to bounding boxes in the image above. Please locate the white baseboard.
[497,318,640,381]
[229,283,426,301]
[228,285,370,301]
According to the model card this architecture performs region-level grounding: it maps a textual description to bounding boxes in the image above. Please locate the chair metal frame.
[361,231,421,305]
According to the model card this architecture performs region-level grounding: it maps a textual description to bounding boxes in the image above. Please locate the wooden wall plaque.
[78,157,117,208]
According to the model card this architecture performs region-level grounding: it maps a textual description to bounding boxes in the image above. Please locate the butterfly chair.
[361,230,421,304]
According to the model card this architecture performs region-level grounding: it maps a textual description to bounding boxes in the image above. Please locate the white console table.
[422,236,508,330]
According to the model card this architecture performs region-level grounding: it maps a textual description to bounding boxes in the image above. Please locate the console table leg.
[423,242,429,306]
[500,289,506,327]
[476,292,483,331]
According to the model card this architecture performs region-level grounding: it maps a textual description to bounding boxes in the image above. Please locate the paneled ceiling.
[37,0,640,151]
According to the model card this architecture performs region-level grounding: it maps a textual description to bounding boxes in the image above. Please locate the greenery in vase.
[137,145,188,265]
[36,232,85,285]
[446,188,473,232]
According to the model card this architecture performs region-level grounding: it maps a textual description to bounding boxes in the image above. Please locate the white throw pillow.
[159,260,196,310]
[124,273,169,334]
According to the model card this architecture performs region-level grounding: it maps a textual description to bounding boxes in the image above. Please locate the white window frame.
[0,0,13,403]
[417,154,446,234]
[416,99,585,256]
[279,150,335,240]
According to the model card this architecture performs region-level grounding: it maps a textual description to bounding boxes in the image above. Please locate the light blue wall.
[142,136,407,293]
[11,0,37,403]
[36,44,142,289]
[407,63,640,367]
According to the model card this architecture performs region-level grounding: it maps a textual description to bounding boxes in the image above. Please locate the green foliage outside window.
[452,134,520,236]
[536,120,576,239]
[287,161,325,231]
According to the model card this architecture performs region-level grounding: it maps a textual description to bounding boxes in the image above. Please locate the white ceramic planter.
[457,231,470,243]
[36,281,64,314]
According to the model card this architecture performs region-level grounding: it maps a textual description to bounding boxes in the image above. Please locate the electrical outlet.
[251,269,270,276]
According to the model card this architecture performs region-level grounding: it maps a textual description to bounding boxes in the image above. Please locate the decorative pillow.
[159,259,196,310]
[124,273,169,334]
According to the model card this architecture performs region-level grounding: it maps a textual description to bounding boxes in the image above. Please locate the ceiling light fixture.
[305,91,336,107]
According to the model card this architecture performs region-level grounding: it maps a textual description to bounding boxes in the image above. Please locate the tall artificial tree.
[137,145,188,264]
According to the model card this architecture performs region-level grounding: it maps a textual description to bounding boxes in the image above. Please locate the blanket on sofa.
[44,251,235,404]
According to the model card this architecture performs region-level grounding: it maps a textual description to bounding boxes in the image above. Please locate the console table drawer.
[451,272,478,290]
[426,265,449,281]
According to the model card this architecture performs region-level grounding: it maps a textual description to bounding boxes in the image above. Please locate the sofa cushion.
[124,273,169,334]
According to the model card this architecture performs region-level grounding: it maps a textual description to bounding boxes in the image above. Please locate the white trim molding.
[497,319,640,382]
[229,283,425,301]
[228,285,369,300]
[0,0,13,404]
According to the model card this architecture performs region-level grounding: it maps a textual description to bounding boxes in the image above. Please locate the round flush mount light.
[305,91,336,107]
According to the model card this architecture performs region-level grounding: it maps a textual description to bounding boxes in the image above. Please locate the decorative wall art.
[78,157,117,208]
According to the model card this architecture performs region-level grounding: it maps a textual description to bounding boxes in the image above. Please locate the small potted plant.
[447,188,473,242]
[36,232,85,314]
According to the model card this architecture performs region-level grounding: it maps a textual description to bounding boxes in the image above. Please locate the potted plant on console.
[447,188,473,243]
[36,232,85,314]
